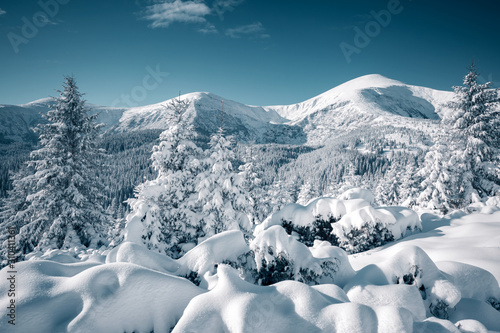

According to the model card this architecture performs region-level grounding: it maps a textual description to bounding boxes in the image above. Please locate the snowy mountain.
[0,98,126,143]
[0,74,453,145]
[266,74,453,144]
[112,92,306,144]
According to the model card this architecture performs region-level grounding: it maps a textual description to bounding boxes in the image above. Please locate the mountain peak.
[340,74,405,90]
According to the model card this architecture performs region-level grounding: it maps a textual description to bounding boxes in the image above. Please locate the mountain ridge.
[0,74,454,145]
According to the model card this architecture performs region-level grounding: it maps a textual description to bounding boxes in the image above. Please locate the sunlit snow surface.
[1,209,499,332]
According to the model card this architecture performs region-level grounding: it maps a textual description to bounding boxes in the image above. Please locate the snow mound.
[106,241,180,273]
[173,265,414,333]
[437,261,500,305]
[0,260,203,333]
[345,245,462,319]
[176,230,251,288]
[450,298,500,332]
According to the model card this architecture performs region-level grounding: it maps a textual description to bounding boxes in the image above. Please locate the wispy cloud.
[0,8,6,16]
[142,0,211,28]
[225,22,269,39]
[213,0,244,18]
[198,22,218,34]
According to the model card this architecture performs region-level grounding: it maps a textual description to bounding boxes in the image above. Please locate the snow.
[176,230,250,287]
[0,260,203,333]
[5,74,455,146]
[256,193,371,231]
[450,298,500,331]
[345,245,462,318]
[436,261,500,303]
[1,197,499,331]
[264,74,453,144]
[257,190,421,254]
[350,210,500,281]
[251,225,355,286]
[173,265,414,333]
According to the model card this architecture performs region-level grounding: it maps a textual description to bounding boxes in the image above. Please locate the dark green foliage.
[255,250,294,286]
[281,216,339,247]
[297,259,340,285]
[488,297,500,311]
[337,222,394,254]
[429,300,450,319]
[183,271,201,286]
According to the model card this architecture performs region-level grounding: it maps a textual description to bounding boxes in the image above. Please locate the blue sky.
[0,0,499,107]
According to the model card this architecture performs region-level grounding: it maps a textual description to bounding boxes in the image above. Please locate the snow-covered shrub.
[337,221,394,253]
[257,189,421,255]
[176,230,251,288]
[250,226,351,286]
[332,205,420,254]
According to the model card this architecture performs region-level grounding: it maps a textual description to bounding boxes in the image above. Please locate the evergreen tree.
[446,63,500,202]
[0,76,110,264]
[297,181,316,205]
[416,140,461,213]
[124,96,203,258]
[238,143,264,223]
[399,157,420,208]
[195,111,253,238]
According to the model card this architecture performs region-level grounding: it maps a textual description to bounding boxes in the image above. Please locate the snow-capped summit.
[266,74,452,121]
[261,74,453,144]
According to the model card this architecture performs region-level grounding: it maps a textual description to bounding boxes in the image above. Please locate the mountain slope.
[264,74,453,144]
[112,92,306,144]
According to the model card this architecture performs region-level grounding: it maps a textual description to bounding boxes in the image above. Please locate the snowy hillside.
[265,74,454,145]
[0,98,126,143]
[112,92,306,144]
[0,74,453,145]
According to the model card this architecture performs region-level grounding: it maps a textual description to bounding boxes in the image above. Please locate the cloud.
[225,22,269,39]
[213,0,244,18]
[0,8,6,15]
[142,0,211,28]
[198,22,218,34]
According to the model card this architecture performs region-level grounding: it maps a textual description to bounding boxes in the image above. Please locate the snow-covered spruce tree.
[446,64,500,203]
[124,96,203,258]
[0,76,110,264]
[416,138,463,213]
[238,144,264,224]
[195,114,253,238]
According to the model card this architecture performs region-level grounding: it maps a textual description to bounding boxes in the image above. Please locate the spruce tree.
[0,76,110,264]
[446,63,500,202]
[124,96,203,258]
[195,110,253,238]
[416,139,461,213]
